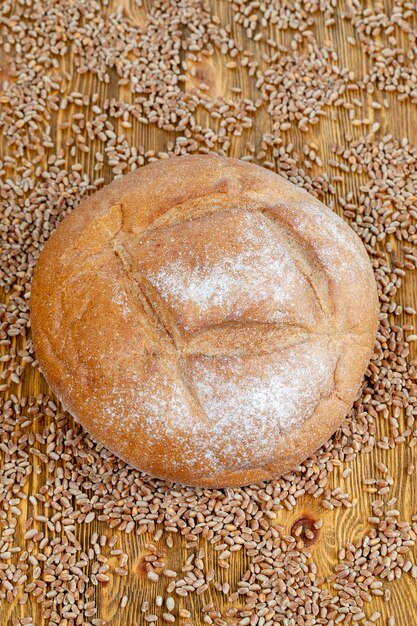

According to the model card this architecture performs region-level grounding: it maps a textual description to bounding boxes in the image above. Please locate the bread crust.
[30,155,379,487]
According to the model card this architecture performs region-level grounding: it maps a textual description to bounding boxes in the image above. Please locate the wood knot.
[291,516,320,546]
[136,554,147,577]
[188,61,218,96]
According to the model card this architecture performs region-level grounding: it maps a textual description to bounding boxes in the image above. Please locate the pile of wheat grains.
[1,0,417,625]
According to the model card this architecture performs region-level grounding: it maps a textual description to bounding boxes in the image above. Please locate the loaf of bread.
[30,155,378,487]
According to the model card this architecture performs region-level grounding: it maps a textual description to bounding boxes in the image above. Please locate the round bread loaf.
[31,155,378,487]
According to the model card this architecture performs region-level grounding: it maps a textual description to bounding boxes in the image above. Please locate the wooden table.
[1,0,417,624]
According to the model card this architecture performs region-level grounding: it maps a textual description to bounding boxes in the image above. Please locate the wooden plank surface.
[1,0,417,624]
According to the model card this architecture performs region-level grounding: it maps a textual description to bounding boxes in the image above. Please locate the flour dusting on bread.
[142,210,320,329]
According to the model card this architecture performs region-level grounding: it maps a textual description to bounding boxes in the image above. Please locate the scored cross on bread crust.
[30,155,379,487]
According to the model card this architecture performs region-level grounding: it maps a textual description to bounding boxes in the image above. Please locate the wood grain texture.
[1,0,417,624]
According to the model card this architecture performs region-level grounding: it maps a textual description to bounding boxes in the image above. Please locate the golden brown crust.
[30,155,379,487]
